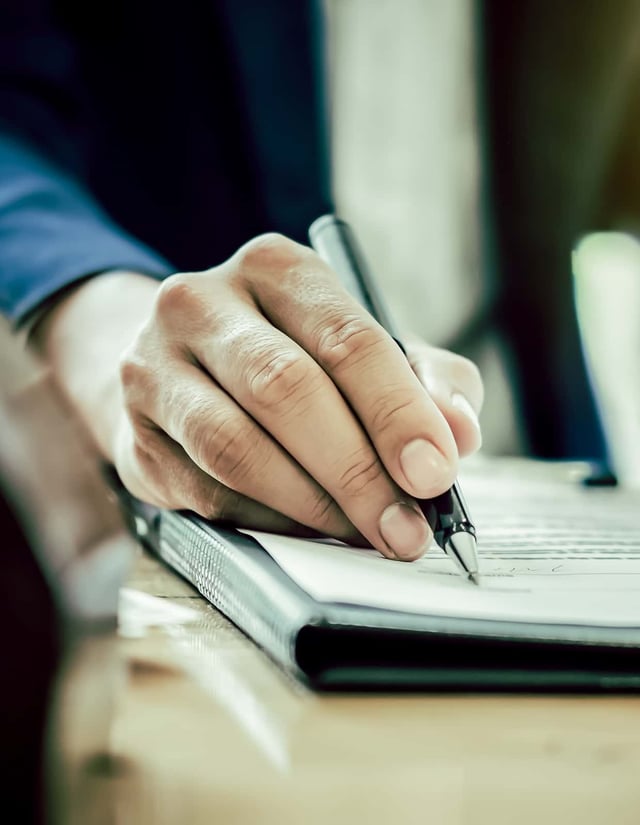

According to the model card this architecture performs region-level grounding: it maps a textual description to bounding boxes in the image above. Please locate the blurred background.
[327,0,515,454]
[326,0,640,474]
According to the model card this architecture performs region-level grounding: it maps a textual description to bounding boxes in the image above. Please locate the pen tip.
[445,532,480,584]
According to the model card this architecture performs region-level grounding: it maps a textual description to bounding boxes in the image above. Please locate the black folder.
[118,480,640,692]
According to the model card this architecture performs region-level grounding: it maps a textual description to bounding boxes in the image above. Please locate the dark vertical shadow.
[0,484,60,824]
[478,0,640,459]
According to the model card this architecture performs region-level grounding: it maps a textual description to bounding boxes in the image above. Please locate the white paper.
[243,460,640,628]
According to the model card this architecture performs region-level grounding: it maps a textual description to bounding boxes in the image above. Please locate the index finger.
[239,235,458,500]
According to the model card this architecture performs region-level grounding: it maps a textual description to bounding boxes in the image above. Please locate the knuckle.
[197,484,238,522]
[131,436,156,468]
[154,274,201,320]
[238,232,306,274]
[118,350,145,391]
[306,488,339,528]
[179,399,206,445]
[118,348,155,403]
[129,414,161,454]
[118,345,162,414]
[370,390,420,437]
[117,423,181,510]
[315,313,383,372]
[188,409,256,487]
[153,273,234,344]
[247,348,317,412]
[335,450,385,499]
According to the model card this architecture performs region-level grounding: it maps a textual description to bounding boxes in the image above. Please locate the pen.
[309,215,480,584]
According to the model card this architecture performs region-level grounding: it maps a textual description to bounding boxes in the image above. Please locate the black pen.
[309,215,480,584]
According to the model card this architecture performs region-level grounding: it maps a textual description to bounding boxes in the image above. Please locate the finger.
[404,338,484,458]
[120,351,355,539]
[187,302,431,560]
[116,416,325,535]
[238,235,458,499]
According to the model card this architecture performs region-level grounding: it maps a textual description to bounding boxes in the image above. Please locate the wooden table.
[52,548,640,825]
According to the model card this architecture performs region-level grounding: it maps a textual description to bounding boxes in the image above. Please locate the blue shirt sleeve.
[0,3,173,328]
[0,132,173,327]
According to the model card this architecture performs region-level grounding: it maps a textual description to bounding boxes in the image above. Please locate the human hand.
[36,234,483,561]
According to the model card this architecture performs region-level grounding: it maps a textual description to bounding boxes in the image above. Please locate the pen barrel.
[309,215,478,567]
[309,215,402,340]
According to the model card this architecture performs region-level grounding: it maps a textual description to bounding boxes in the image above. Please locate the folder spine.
[158,511,315,673]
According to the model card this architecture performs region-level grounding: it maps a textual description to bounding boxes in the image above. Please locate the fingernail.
[399,438,451,497]
[451,392,481,431]
[379,502,430,560]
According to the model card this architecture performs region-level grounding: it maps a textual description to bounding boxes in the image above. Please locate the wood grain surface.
[49,548,640,825]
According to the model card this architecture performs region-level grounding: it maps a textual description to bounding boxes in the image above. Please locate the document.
[244,460,640,629]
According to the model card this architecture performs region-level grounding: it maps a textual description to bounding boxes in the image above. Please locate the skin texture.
[33,233,484,561]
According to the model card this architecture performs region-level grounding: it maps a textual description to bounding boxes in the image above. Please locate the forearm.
[31,271,162,459]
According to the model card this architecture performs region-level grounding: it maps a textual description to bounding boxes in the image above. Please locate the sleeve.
[0,3,173,328]
[0,134,173,327]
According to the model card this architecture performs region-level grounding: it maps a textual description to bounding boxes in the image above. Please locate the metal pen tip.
[444,531,480,584]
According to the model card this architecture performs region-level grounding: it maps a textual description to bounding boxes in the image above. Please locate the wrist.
[31,271,163,459]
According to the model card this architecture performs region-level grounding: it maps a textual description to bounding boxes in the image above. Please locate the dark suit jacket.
[0,0,331,320]
[2,0,634,461]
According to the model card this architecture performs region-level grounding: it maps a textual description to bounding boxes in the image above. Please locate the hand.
[35,234,483,561]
